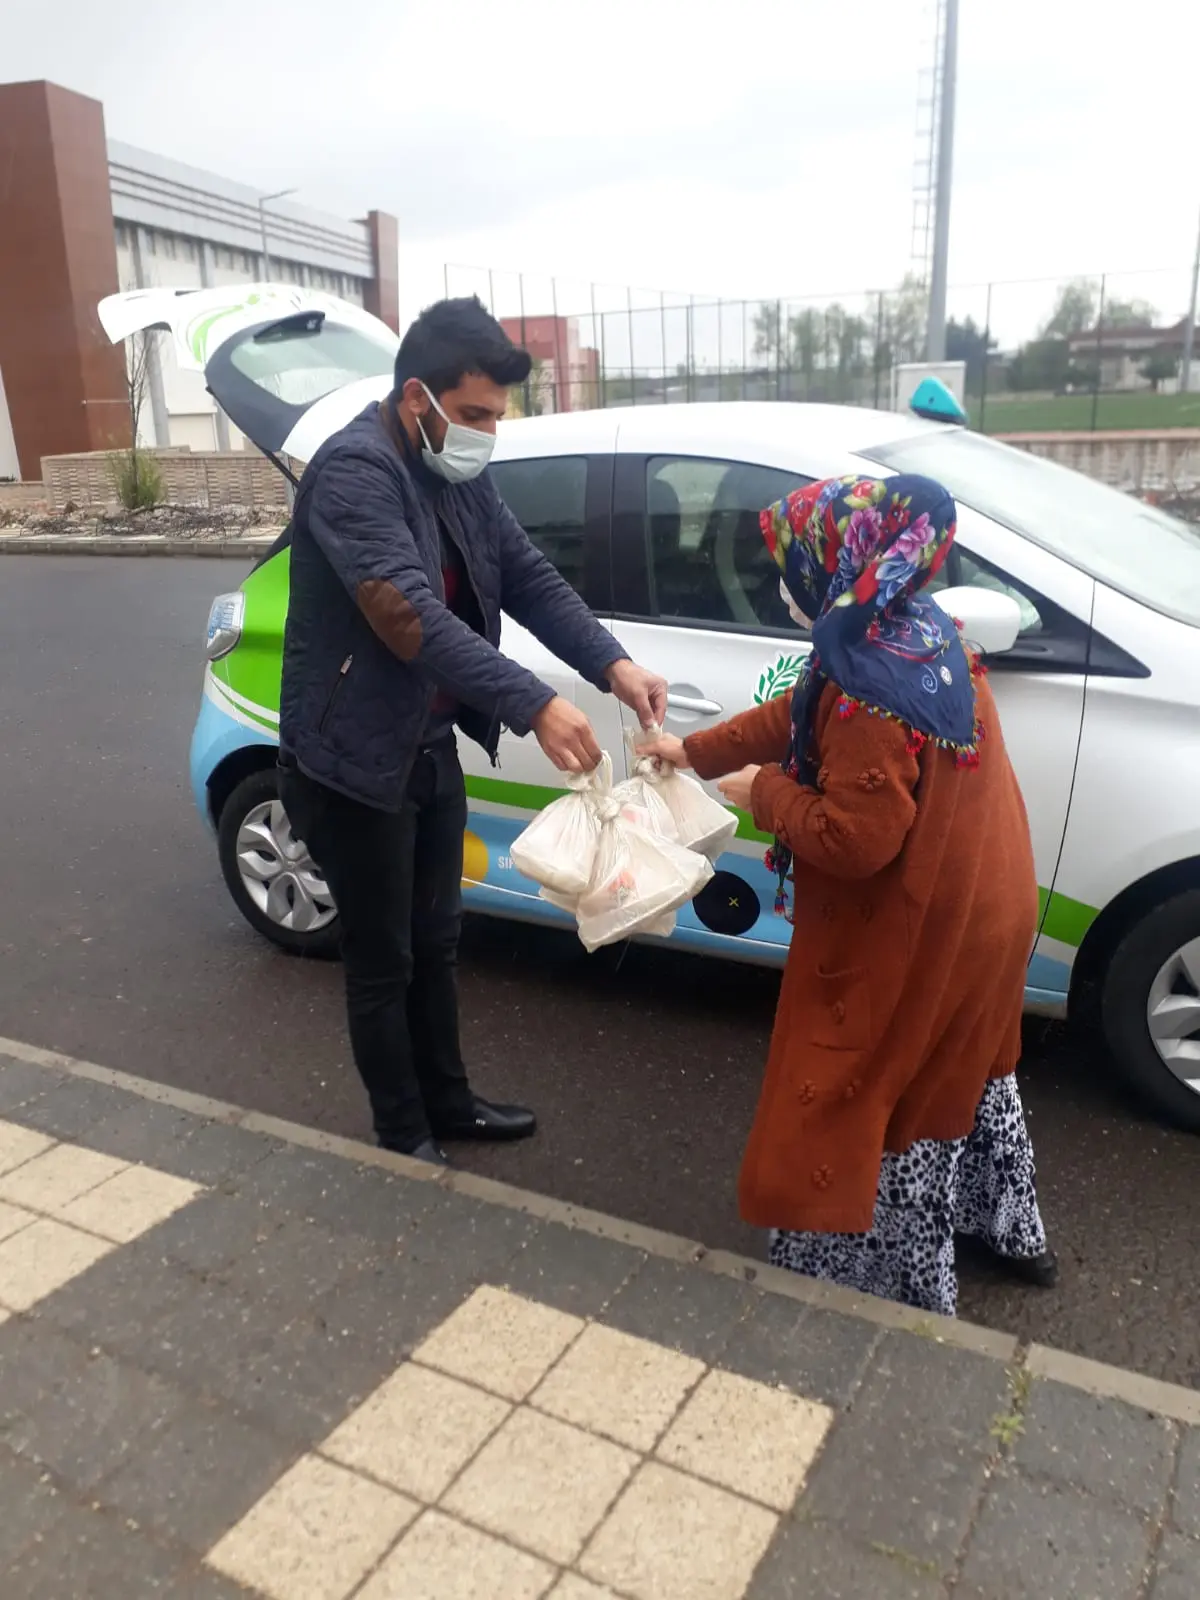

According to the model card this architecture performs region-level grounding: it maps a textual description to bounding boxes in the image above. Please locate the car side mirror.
[936,585,1022,657]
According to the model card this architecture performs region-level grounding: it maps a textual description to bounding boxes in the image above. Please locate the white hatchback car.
[100,287,1200,1132]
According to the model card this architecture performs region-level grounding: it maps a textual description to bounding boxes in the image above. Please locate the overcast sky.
[8,0,1198,344]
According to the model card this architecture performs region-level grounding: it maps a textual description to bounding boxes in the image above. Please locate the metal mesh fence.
[444,263,1198,433]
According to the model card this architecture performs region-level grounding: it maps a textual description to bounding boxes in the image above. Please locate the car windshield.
[865,428,1200,628]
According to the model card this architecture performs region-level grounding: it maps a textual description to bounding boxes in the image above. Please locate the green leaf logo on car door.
[753,652,808,705]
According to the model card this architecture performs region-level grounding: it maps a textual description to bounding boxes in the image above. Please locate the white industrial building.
[108,140,377,453]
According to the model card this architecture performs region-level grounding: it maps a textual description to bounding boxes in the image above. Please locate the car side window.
[645,456,813,631]
[928,549,1044,637]
[490,456,588,595]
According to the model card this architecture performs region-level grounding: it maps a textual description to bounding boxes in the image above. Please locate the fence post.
[742,302,748,401]
[660,291,669,404]
[717,297,724,400]
[598,301,608,411]
[873,291,885,409]
[591,283,603,411]
[775,298,783,400]
[551,277,565,414]
[1090,274,1106,433]
[978,282,993,433]
[687,294,695,403]
[519,273,531,417]
[627,288,636,407]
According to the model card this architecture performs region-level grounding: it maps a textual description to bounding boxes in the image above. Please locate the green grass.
[972,390,1200,434]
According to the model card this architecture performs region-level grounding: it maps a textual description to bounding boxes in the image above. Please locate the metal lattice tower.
[910,0,946,295]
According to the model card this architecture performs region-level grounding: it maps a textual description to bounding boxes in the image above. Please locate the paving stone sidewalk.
[0,1040,1197,1600]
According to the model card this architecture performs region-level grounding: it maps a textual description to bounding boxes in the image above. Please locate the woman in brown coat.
[643,473,1055,1316]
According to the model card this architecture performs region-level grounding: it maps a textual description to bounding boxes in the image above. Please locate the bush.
[109,448,166,511]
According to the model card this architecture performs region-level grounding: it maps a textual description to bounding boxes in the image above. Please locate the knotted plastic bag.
[573,808,713,953]
[515,747,711,951]
[538,882,677,941]
[629,724,739,861]
[611,767,680,844]
[510,753,612,897]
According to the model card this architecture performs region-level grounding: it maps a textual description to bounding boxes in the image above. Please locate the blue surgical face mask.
[416,383,496,483]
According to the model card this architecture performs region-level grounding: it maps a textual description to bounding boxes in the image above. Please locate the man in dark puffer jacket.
[279,298,666,1162]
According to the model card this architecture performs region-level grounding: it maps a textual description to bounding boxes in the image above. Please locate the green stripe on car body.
[463,775,769,845]
[465,775,1098,945]
[1040,888,1099,948]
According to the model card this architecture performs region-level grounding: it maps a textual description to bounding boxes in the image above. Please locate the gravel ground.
[0,504,284,540]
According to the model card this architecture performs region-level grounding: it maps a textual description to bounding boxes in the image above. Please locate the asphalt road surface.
[2,556,1198,1385]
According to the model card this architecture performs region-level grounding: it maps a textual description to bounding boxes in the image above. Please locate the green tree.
[1041,279,1099,338]
[945,315,996,396]
[1007,338,1071,393]
[878,274,927,370]
[1140,348,1178,391]
[752,303,783,364]
[787,307,824,390]
[108,328,166,511]
[1102,297,1158,329]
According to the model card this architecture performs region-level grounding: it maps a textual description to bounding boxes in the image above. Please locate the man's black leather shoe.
[431,1097,537,1143]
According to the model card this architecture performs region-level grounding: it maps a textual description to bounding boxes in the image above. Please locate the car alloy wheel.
[1146,934,1200,1094]
[234,799,337,934]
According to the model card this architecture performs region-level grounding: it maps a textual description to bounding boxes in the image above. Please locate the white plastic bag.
[574,817,713,953]
[629,725,738,861]
[510,754,613,897]
[539,884,676,941]
[611,771,679,843]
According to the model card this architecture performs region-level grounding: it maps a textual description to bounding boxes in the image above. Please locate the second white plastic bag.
[510,754,612,897]
[574,817,713,953]
[629,725,738,861]
[538,884,677,941]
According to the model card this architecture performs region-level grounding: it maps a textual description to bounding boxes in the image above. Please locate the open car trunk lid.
[98,285,399,466]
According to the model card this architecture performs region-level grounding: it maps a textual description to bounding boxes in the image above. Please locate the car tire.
[217,768,341,960]
[1101,890,1200,1133]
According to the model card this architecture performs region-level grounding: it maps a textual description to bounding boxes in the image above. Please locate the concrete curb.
[2,1030,1197,1424]
[0,536,274,556]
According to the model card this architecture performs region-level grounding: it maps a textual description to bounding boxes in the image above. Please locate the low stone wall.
[11,430,1200,515]
[0,481,50,513]
[998,429,1200,493]
[38,450,291,513]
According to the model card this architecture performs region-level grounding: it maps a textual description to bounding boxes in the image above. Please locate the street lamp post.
[258,188,298,282]
[926,0,959,363]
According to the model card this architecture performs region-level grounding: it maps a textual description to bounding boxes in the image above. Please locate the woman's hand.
[634,732,691,770]
[717,764,761,810]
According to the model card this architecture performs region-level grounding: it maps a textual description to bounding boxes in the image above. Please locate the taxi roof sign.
[909,375,968,425]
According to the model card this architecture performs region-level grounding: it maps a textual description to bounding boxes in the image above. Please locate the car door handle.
[667,691,723,716]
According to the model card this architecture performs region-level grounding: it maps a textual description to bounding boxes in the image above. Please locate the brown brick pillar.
[0,80,130,480]
[363,209,400,334]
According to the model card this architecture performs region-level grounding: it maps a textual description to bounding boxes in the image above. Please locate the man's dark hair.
[394,296,532,396]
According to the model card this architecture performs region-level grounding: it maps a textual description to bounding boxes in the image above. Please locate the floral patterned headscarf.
[759,473,980,912]
[761,471,981,775]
